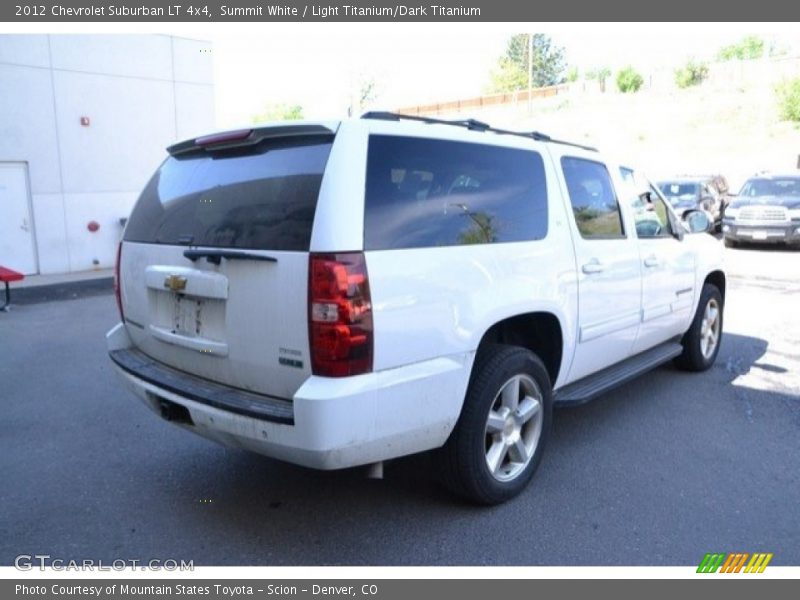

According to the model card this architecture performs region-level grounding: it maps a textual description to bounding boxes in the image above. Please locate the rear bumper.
[723,219,800,244]
[106,323,472,470]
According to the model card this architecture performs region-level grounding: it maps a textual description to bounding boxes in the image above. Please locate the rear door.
[119,125,337,399]
[557,154,642,383]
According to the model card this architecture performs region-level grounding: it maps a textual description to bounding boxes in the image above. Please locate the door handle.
[644,255,660,268]
[20,218,29,232]
[581,260,605,274]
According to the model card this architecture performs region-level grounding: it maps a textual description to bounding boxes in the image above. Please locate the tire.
[438,344,553,505]
[674,283,723,372]
[724,237,738,248]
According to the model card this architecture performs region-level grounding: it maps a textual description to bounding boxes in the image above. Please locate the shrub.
[616,66,644,93]
[675,60,709,89]
[718,36,765,61]
[567,66,579,83]
[776,78,800,122]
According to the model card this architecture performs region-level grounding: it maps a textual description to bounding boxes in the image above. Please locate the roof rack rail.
[361,111,597,152]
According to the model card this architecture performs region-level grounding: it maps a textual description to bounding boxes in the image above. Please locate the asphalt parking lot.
[1,242,798,566]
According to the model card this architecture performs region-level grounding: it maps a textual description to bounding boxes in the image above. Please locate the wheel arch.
[705,269,726,303]
[475,311,564,387]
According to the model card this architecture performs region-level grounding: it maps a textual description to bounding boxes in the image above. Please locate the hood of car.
[729,195,800,209]
[665,196,698,210]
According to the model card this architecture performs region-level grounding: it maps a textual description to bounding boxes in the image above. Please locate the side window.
[562,157,625,239]
[618,167,674,238]
[364,136,548,250]
[631,187,674,238]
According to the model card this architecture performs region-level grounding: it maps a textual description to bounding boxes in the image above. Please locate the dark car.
[722,173,800,247]
[657,177,726,230]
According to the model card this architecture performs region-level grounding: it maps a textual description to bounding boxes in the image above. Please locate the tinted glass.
[620,167,673,238]
[562,157,624,238]
[658,182,700,201]
[740,177,800,197]
[124,136,333,251]
[364,136,548,250]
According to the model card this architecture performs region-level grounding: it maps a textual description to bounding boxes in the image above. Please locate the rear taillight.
[114,242,124,321]
[309,253,373,377]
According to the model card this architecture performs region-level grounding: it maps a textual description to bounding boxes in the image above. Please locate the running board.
[554,342,683,406]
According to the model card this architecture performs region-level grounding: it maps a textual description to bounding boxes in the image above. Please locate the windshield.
[739,178,800,198]
[658,182,700,203]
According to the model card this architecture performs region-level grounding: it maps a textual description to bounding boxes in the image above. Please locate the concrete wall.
[0,34,215,274]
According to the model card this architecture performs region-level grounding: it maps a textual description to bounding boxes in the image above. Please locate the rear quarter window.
[364,135,548,250]
[124,135,333,251]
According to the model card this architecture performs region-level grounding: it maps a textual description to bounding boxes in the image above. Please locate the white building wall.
[0,34,215,274]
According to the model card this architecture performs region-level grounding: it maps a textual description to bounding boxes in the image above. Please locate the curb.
[7,277,114,306]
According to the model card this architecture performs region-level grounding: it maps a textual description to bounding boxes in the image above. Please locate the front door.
[629,185,696,354]
[0,163,37,274]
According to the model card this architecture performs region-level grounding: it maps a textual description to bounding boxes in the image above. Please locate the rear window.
[364,135,548,250]
[124,135,333,251]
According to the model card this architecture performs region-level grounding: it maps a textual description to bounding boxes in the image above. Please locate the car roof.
[656,177,708,184]
[745,172,800,180]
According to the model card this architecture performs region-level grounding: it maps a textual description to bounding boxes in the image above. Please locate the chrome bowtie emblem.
[163,274,187,292]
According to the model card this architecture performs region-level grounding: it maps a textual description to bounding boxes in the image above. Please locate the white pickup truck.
[107,113,725,504]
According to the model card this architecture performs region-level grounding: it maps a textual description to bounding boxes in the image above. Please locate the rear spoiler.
[167,123,337,156]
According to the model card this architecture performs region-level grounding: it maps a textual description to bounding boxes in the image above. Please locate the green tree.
[566,66,579,83]
[776,78,800,122]
[251,103,304,123]
[487,34,567,93]
[456,211,499,245]
[717,36,765,61]
[674,59,709,89]
[616,66,644,93]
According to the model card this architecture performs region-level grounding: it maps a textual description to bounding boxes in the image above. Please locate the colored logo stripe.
[697,553,725,573]
[744,553,773,573]
[697,552,773,573]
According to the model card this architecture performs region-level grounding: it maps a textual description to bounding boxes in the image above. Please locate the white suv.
[107,113,725,504]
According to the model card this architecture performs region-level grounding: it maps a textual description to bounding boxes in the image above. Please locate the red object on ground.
[87,220,100,232]
[0,266,24,311]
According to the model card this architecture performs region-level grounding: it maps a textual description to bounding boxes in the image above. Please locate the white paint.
[0,34,214,274]
[0,64,61,195]
[0,163,37,274]
[48,34,173,81]
[0,34,49,68]
[62,192,138,271]
[30,193,69,274]
[108,117,725,472]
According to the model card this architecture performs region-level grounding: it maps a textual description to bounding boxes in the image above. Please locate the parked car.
[656,176,726,231]
[722,172,800,247]
[107,113,726,504]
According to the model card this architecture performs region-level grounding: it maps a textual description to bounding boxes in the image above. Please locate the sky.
[210,24,800,127]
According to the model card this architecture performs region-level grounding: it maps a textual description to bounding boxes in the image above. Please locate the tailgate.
[118,127,336,399]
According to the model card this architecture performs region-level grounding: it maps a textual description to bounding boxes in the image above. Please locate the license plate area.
[173,294,202,337]
[148,288,228,355]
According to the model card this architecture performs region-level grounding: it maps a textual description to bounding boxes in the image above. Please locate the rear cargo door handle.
[581,260,605,274]
[644,255,661,268]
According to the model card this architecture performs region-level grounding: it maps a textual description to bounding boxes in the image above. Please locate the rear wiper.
[183,249,278,265]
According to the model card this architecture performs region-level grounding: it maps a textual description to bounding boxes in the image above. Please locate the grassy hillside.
[424,59,800,190]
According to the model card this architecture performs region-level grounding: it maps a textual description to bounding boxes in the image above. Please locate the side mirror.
[682,209,714,234]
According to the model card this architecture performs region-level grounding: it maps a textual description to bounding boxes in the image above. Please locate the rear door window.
[561,157,625,239]
[124,135,333,251]
[364,135,548,250]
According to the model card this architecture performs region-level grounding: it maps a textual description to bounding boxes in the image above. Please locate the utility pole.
[527,33,533,115]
